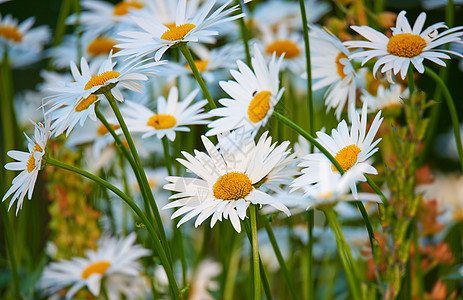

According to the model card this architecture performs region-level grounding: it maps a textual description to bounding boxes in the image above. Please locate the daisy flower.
[162,132,291,232]
[115,0,244,61]
[121,86,210,141]
[344,10,463,79]
[295,102,383,198]
[206,45,284,136]
[309,25,358,120]
[2,120,50,215]
[361,84,409,113]
[39,233,150,299]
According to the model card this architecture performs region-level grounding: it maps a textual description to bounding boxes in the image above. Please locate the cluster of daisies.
[2,0,463,297]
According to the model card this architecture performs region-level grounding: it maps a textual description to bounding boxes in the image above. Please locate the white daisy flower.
[2,120,50,215]
[115,0,244,61]
[162,132,291,232]
[39,233,150,299]
[309,25,358,120]
[361,84,409,113]
[294,102,383,198]
[206,45,284,136]
[0,14,50,68]
[344,10,463,79]
[121,86,210,141]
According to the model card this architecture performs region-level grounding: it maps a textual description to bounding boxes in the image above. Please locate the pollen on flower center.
[332,144,361,172]
[213,172,253,201]
[75,95,99,112]
[87,37,118,57]
[248,91,271,124]
[160,23,196,41]
[147,114,177,129]
[97,123,121,135]
[26,144,43,173]
[85,71,121,90]
[0,25,22,43]
[81,261,111,279]
[113,1,144,16]
[185,60,209,72]
[335,52,348,79]
[265,40,301,59]
[387,33,427,58]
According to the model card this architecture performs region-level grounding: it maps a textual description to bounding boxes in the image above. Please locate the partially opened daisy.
[344,10,463,79]
[206,45,284,136]
[116,0,244,61]
[361,83,409,113]
[295,102,383,198]
[39,233,150,299]
[162,132,291,232]
[309,25,358,120]
[121,86,210,141]
[3,119,50,215]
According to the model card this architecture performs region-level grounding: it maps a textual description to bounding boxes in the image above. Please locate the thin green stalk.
[178,43,216,110]
[407,66,415,97]
[307,210,315,300]
[260,213,299,300]
[223,234,241,300]
[51,0,72,47]
[101,281,110,300]
[424,66,463,171]
[162,137,173,175]
[324,208,362,300]
[46,158,181,300]
[236,0,251,66]
[299,0,314,139]
[0,206,21,299]
[103,91,173,264]
[414,226,425,300]
[250,205,261,300]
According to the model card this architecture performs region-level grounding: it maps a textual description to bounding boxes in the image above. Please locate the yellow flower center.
[81,261,111,279]
[0,25,22,43]
[160,23,196,41]
[213,172,253,201]
[248,91,271,124]
[335,52,348,79]
[317,190,334,199]
[97,123,121,136]
[265,40,301,59]
[87,37,118,57]
[387,33,427,58]
[75,95,99,112]
[147,114,177,129]
[113,1,144,16]
[26,144,43,173]
[185,60,209,72]
[332,144,361,172]
[84,71,121,90]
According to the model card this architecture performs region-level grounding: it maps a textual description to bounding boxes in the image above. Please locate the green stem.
[414,225,425,300]
[178,43,216,110]
[162,137,173,176]
[407,65,415,97]
[236,0,251,66]
[103,91,173,264]
[250,205,261,300]
[1,206,21,299]
[299,0,315,140]
[424,66,463,171]
[307,210,315,300]
[223,234,241,300]
[324,208,363,300]
[260,213,299,300]
[51,0,72,47]
[46,158,181,300]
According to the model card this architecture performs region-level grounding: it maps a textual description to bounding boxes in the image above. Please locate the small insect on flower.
[163,132,292,232]
[3,120,51,215]
[344,10,463,79]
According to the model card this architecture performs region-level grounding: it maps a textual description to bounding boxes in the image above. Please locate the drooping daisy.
[309,25,358,120]
[163,132,291,232]
[39,233,150,299]
[361,83,409,113]
[206,45,284,136]
[0,14,50,68]
[2,119,50,215]
[115,0,244,61]
[121,86,210,141]
[295,102,383,198]
[344,10,463,79]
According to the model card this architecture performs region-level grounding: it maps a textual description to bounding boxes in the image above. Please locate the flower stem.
[424,66,463,171]
[307,209,315,300]
[236,0,251,66]
[162,137,173,175]
[407,65,415,97]
[299,0,315,140]
[178,43,216,110]
[259,213,300,300]
[249,205,261,300]
[46,157,181,300]
[0,206,21,299]
[324,208,363,300]
[103,91,173,264]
